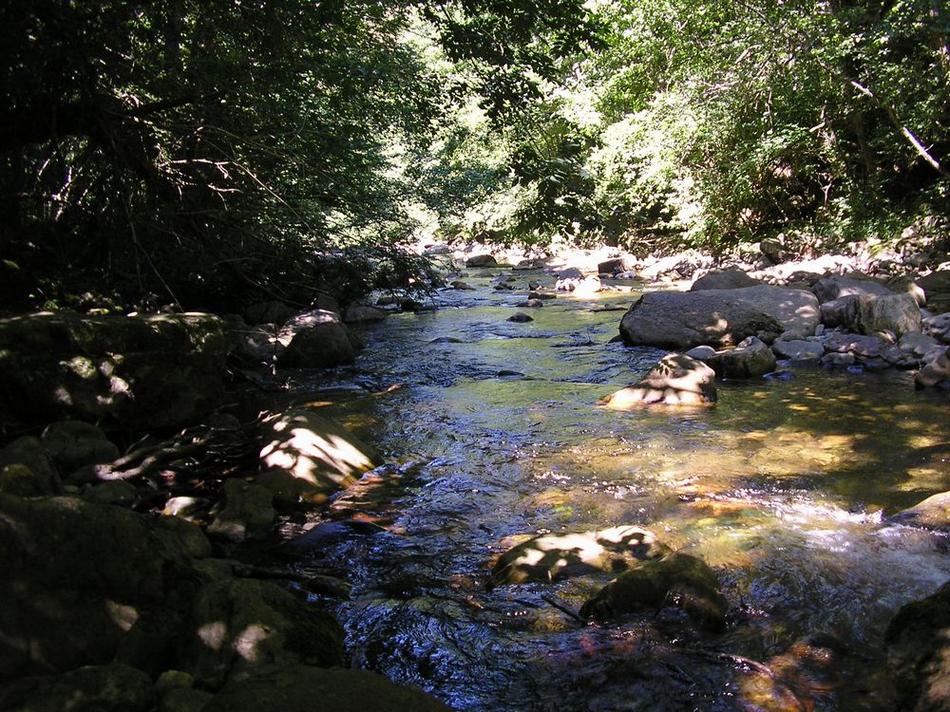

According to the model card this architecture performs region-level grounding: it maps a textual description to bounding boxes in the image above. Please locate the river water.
[282,268,949,711]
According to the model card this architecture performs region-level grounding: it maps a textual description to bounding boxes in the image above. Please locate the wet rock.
[0,436,62,494]
[253,469,325,511]
[772,339,824,362]
[685,345,717,361]
[516,299,545,308]
[491,275,516,290]
[163,496,211,522]
[820,295,859,329]
[259,407,378,495]
[900,332,941,360]
[207,479,276,543]
[449,280,474,290]
[466,254,497,267]
[885,582,950,712]
[41,420,118,475]
[821,351,856,368]
[429,336,463,344]
[619,291,783,349]
[182,579,343,688]
[890,492,950,532]
[579,552,727,632]
[280,520,386,555]
[528,291,556,300]
[690,269,761,291]
[0,663,154,712]
[556,269,602,294]
[202,664,452,712]
[916,349,950,389]
[923,313,950,344]
[490,525,669,587]
[507,312,534,323]
[601,353,717,407]
[342,304,388,323]
[0,312,229,429]
[812,276,893,303]
[244,300,297,326]
[276,309,356,369]
[707,336,777,379]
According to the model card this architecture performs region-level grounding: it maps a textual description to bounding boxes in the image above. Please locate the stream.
[278,268,949,711]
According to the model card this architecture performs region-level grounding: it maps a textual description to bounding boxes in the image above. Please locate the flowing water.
[281,269,949,711]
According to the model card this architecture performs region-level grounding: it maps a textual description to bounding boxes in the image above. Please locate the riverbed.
[281,269,949,711]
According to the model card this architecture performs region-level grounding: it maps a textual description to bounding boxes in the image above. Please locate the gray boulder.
[465,254,497,267]
[619,290,784,349]
[207,479,276,543]
[856,293,921,337]
[890,492,949,532]
[0,312,228,429]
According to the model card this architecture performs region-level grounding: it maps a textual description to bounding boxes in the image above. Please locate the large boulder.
[619,290,784,349]
[0,494,210,679]
[690,269,761,291]
[0,663,154,712]
[855,293,922,337]
[259,408,379,496]
[579,552,728,632]
[489,526,669,587]
[812,276,893,304]
[202,664,452,712]
[885,582,950,712]
[276,310,355,369]
[0,312,229,429]
[601,353,717,407]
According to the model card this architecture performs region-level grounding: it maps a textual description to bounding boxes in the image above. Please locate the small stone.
[507,313,534,323]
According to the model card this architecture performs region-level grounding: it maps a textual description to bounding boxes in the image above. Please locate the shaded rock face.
[207,479,276,543]
[0,312,228,429]
[856,293,922,337]
[917,270,950,313]
[690,269,761,291]
[0,663,154,712]
[259,407,379,496]
[489,526,670,587]
[598,256,635,276]
[706,336,777,379]
[0,494,210,680]
[276,312,355,369]
[579,552,728,632]
[619,290,788,349]
[244,300,297,326]
[602,353,717,407]
[890,491,950,532]
[885,582,950,712]
[342,304,388,324]
[182,579,342,689]
[202,664,453,712]
[0,437,62,496]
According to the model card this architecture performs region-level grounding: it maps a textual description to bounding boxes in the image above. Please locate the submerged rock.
[0,311,228,429]
[601,353,717,407]
[885,582,950,712]
[507,312,534,323]
[489,526,669,587]
[579,552,727,632]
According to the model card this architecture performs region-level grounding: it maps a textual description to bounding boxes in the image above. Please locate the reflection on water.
[287,271,949,711]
